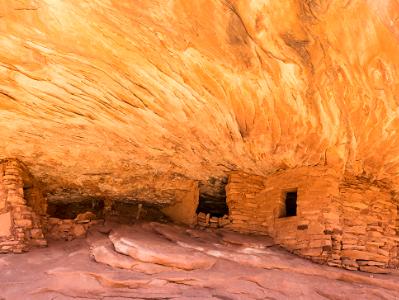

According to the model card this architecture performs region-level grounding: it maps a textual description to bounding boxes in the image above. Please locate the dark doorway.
[196,193,228,217]
[281,190,297,217]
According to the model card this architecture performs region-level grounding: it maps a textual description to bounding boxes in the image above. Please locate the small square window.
[280,190,297,217]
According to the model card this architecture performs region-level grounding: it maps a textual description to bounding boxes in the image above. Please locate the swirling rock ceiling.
[0,0,398,203]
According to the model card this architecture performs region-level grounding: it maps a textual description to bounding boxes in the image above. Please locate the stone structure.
[45,212,100,241]
[0,159,47,253]
[1,157,398,275]
[225,168,399,273]
[196,212,230,229]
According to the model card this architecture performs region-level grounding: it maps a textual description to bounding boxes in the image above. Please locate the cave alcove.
[47,198,104,219]
[196,193,228,217]
[196,177,229,218]
[104,200,169,224]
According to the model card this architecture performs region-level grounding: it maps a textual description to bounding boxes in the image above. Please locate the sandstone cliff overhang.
[0,0,398,202]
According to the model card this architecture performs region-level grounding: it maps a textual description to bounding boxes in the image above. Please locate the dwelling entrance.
[280,189,297,218]
[196,193,228,217]
[196,179,229,228]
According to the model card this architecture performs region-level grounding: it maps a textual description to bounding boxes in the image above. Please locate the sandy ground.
[1,222,399,300]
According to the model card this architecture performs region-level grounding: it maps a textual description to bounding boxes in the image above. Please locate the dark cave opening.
[196,193,228,218]
[280,190,297,218]
[196,177,229,218]
[47,198,104,219]
[105,200,168,224]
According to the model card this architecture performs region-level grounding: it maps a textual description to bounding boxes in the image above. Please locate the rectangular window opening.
[280,190,297,218]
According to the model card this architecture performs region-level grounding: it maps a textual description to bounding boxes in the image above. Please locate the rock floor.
[1,222,399,299]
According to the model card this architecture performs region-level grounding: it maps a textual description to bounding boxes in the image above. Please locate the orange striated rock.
[0,0,398,203]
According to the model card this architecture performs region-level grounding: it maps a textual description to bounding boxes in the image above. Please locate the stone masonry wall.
[225,168,399,273]
[196,212,230,228]
[226,168,340,264]
[44,212,101,241]
[333,177,398,273]
[225,172,268,234]
[0,159,47,253]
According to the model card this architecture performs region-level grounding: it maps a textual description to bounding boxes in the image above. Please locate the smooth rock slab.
[109,225,216,270]
[2,222,399,299]
[91,243,171,275]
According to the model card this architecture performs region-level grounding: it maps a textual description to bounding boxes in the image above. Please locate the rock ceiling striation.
[0,0,398,203]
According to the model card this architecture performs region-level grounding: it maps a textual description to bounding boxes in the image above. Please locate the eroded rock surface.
[1,222,399,299]
[109,224,217,270]
[0,0,398,202]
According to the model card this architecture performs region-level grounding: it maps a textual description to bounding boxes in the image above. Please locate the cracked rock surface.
[1,222,399,299]
[1,1,399,202]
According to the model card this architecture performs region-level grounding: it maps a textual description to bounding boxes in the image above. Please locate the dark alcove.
[196,193,228,217]
[47,198,104,219]
[280,190,297,218]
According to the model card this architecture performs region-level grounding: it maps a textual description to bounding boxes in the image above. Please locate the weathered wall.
[0,159,46,253]
[226,168,340,262]
[225,172,267,234]
[196,212,230,228]
[161,180,199,225]
[333,178,398,273]
[44,213,99,241]
[226,169,399,272]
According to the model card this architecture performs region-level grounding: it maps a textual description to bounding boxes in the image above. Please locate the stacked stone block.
[225,168,399,273]
[0,159,47,253]
[225,172,268,234]
[337,177,397,273]
[44,212,100,241]
[196,212,230,228]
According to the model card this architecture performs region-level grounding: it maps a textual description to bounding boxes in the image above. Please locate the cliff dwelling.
[1,0,399,298]
[196,193,228,218]
[0,159,46,253]
[1,160,397,275]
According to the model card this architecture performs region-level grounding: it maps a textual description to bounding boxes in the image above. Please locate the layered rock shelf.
[0,0,398,204]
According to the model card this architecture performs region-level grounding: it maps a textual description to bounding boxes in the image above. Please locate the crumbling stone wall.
[0,159,47,253]
[45,212,100,241]
[196,212,230,228]
[225,168,399,273]
[331,177,398,273]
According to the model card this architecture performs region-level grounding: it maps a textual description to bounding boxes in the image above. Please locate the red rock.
[359,266,390,274]
[110,226,216,270]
